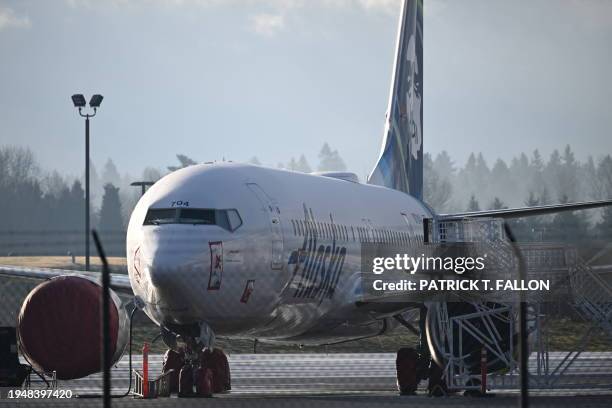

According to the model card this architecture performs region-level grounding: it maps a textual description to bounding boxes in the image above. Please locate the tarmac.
[1,353,611,407]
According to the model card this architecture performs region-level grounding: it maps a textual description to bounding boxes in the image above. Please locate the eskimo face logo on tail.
[287,204,346,302]
[405,34,422,160]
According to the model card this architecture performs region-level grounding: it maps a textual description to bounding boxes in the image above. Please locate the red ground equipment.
[162,348,185,394]
[200,348,231,393]
[195,366,213,397]
[17,276,128,380]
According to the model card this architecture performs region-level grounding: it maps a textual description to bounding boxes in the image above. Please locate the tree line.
[0,147,135,255]
[1,143,610,256]
[0,143,347,255]
[423,146,612,242]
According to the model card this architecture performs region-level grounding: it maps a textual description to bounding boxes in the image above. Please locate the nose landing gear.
[159,322,230,397]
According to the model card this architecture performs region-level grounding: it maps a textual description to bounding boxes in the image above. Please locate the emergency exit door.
[246,183,284,270]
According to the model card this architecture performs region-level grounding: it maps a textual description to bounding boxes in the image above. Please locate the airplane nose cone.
[142,227,209,291]
[147,257,176,288]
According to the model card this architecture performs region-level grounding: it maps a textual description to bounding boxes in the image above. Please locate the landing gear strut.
[159,323,231,397]
[395,305,447,396]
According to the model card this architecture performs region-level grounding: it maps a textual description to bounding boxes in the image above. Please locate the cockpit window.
[227,209,243,231]
[143,209,176,225]
[179,209,215,225]
[143,208,242,232]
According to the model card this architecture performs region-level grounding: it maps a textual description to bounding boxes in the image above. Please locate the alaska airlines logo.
[287,205,346,302]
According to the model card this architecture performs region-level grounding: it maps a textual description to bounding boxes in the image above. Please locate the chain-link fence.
[0,226,611,407]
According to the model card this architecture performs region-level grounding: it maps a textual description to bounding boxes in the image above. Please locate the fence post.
[142,342,149,398]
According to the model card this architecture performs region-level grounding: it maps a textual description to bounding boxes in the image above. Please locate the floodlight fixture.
[71,94,86,108]
[89,94,104,108]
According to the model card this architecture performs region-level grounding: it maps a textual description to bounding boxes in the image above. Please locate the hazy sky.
[1,0,612,180]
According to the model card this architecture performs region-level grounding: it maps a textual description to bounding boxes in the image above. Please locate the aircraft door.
[246,183,284,270]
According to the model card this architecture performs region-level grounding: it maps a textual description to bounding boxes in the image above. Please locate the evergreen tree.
[539,187,551,205]
[509,153,530,205]
[467,195,480,212]
[296,154,312,173]
[102,158,121,187]
[465,153,477,172]
[601,155,612,191]
[98,183,123,232]
[560,145,578,201]
[548,195,589,242]
[248,156,261,166]
[594,155,612,239]
[42,171,67,198]
[528,149,546,200]
[489,197,506,210]
[595,155,612,199]
[424,153,452,211]
[508,192,540,242]
[525,191,539,207]
[456,153,478,207]
[531,149,544,173]
[597,206,612,240]
[142,167,163,182]
[491,159,514,204]
[68,180,85,231]
[583,156,598,200]
[475,153,490,187]
[317,143,347,171]
[434,151,455,179]
[546,149,562,201]
[287,157,298,171]
[281,155,312,173]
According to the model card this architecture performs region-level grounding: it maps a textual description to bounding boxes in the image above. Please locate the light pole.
[72,94,104,271]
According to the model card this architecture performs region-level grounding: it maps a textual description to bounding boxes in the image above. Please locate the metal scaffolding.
[425,217,612,391]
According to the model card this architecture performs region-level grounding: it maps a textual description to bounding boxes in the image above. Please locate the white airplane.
[2,0,611,387]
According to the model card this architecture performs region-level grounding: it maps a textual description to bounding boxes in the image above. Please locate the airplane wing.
[0,265,134,295]
[438,198,612,220]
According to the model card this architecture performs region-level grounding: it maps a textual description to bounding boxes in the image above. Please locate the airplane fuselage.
[126,162,433,344]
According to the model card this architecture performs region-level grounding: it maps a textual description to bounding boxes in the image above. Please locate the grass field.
[130,317,611,354]
[0,255,127,273]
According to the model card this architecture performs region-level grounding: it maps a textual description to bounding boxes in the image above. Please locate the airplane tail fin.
[368,0,423,200]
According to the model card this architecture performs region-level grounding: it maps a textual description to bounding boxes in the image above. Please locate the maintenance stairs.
[424,217,612,391]
[568,252,612,338]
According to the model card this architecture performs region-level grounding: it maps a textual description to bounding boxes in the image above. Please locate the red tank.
[17,275,128,380]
